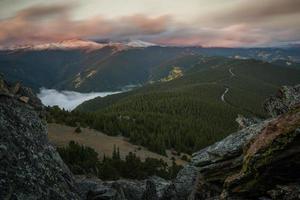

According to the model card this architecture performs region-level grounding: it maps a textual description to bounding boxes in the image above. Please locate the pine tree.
[112,144,118,160]
[117,147,120,160]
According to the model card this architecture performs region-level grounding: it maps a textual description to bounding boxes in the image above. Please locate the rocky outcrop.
[76,175,171,200]
[165,85,300,200]
[264,84,300,117]
[0,78,80,199]
[267,183,300,200]
[223,110,300,199]
[0,77,43,110]
[77,177,128,200]
[161,165,199,200]
[235,114,261,129]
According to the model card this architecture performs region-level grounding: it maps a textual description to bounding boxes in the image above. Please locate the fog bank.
[37,88,121,111]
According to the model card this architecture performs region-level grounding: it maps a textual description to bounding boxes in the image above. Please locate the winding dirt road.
[221,67,236,103]
[221,87,229,102]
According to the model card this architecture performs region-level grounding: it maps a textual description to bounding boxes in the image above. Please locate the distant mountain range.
[0,39,299,92]
[0,39,158,51]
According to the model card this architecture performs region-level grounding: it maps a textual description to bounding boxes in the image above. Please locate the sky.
[0,0,299,47]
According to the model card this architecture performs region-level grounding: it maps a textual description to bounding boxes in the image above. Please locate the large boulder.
[161,165,199,200]
[188,119,271,199]
[0,78,80,199]
[267,183,300,200]
[76,176,171,200]
[164,85,300,200]
[235,114,261,129]
[223,110,300,199]
[264,85,300,117]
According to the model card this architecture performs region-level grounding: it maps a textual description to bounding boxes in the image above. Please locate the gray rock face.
[264,84,300,117]
[235,114,261,129]
[149,176,171,199]
[112,179,146,200]
[161,165,199,200]
[0,79,80,199]
[173,120,271,200]
[77,176,171,200]
[191,120,270,167]
[142,180,159,200]
[267,184,300,200]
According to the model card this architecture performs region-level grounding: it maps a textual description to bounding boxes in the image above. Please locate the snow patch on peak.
[1,39,159,51]
[3,39,106,51]
[126,40,157,48]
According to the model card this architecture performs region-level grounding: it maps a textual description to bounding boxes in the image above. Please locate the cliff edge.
[0,78,80,199]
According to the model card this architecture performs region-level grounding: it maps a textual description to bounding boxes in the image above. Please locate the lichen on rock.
[0,78,80,199]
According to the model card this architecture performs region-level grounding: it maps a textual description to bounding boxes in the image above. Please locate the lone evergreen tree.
[117,147,120,160]
[112,144,118,160]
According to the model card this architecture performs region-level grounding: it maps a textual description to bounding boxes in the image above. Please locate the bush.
[57,141,100,175]
[181,155,189,161]
[75,126,82,133]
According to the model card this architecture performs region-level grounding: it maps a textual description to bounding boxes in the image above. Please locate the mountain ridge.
[0,39,160,51]
[1,46,299,93]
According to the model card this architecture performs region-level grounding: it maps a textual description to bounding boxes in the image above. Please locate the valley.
[1,43,299,156]
[46,54,300,156]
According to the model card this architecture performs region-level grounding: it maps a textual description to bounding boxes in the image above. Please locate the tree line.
[57,141,182,180]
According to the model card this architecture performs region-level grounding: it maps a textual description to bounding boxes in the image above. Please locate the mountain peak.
[2,39,106,51]
[125,39,157,48]
[1,39,159,51]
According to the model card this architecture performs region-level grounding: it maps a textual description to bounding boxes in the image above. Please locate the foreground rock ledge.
[184,85,300,200]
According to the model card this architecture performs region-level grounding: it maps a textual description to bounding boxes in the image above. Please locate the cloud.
[206,0,300,24]
[17,3,73,20]
[192,0,300,46]
[0,1,299,47]
[0,4,173,46]
[232,0,300,22]
[151,24,270,47]
[37,88,121,110]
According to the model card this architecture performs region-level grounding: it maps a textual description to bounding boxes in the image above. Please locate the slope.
[74,56,300,154]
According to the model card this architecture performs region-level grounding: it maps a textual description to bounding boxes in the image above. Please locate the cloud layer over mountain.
[0,0,299,47]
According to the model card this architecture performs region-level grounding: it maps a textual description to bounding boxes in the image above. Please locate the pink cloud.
[0,4,172,46]
[0,1,299,47]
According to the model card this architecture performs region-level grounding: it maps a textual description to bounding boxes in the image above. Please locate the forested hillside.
[1,46,299,92]
[0,47,115,91]
[65,56,300,154]
[0,46,190,92]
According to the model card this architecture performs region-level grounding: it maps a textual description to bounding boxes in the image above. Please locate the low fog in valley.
[37,88,121,110]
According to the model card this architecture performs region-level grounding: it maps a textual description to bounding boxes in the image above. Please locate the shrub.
[75,126,82,133]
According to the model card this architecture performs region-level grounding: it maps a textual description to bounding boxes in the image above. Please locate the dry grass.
[47,123,188,166]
